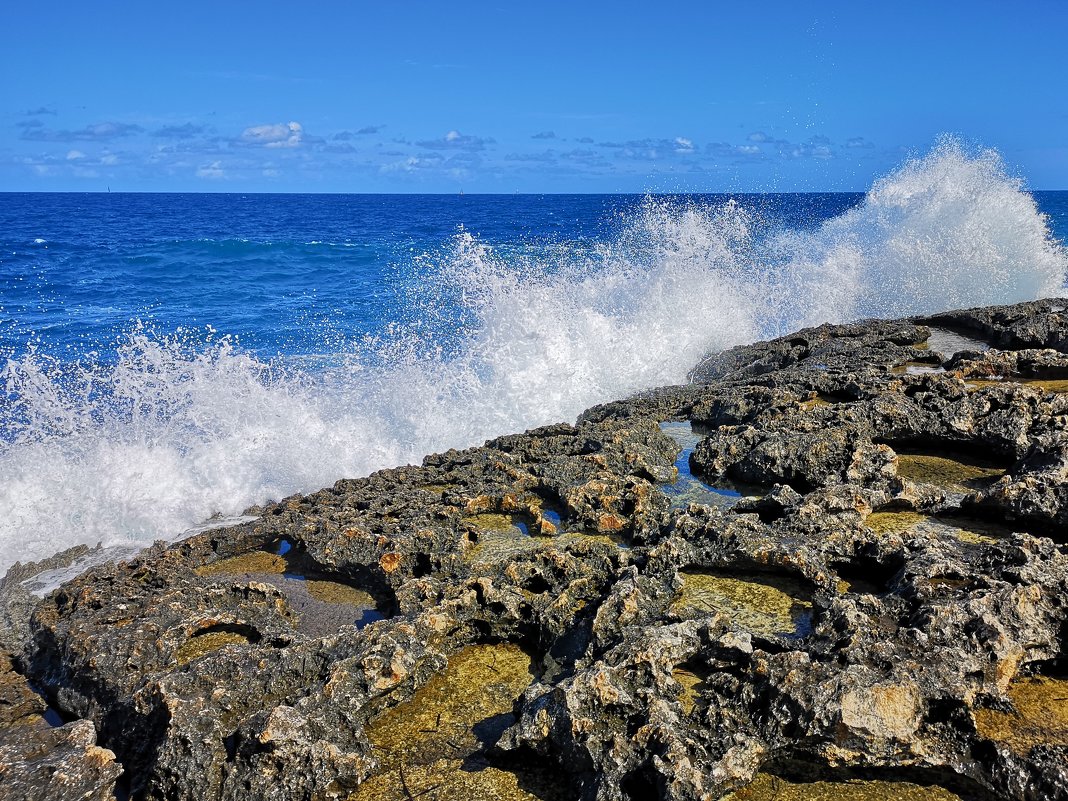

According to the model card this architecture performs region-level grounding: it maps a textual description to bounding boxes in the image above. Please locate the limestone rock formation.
[2,299,1067,801]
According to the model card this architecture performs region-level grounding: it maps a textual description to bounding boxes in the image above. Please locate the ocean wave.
[1,138,1065,572]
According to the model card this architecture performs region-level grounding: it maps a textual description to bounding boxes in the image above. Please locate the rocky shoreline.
[2,299,1067,801]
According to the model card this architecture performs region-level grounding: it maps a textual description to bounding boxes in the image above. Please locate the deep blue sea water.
[2,141,1067,574]
[0,192,873,362]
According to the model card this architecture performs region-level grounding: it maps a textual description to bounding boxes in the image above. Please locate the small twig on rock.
[419,712,443,733]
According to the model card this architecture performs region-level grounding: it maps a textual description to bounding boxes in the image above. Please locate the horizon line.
[4,188,1067,196]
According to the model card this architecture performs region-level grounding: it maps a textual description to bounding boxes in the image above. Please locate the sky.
[2,1,1067,193]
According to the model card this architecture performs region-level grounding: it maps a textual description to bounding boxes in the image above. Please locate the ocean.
[2,140,1067,575]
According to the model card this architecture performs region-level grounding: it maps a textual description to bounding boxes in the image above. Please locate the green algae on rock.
[672,666,708,716]
[194,549,286,576]
[8,300,1068,801]
[671,570,813,638]
[931,515,1014,545]
[416,483,456,495]
[173,629,251,666]
[974,676,1068,755]
[966,377,1068,393]
[864,510,1012,545]
[463,513,528,534]
[722,773,962,800]
[463,513,542,563]
[894,453,1003,489]
[864,510,926,535]
[1018,378,1068,393]
[194,545,383,636]
[353,643,565,801]
[304,579,376,606]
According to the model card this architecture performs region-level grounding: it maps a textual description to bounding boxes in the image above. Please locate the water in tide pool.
[2,139,1067,576]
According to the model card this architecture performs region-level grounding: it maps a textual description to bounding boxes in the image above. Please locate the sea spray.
[1,139,1066,572]
[763,138,1066,331]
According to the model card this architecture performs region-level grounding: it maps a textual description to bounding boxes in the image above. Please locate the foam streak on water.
[1,139,1065,572]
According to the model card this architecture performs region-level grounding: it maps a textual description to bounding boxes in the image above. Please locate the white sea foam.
[762,138,1066,332]
[1,139,1065,573]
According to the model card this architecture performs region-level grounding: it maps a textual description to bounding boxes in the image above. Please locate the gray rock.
[4,299,1068,800]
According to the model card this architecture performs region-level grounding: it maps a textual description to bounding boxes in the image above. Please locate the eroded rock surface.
[2,299,1068,801]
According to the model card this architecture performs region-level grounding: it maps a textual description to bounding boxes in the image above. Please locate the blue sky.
[2,1,1066,193]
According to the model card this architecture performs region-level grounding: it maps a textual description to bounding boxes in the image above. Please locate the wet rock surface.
[2,299,1068,800]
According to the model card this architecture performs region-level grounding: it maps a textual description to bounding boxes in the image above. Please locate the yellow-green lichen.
[723,773,961,800]
[352,643,564,801]
[365,644,533,770]
[350,760,559,801]
[671,571,812,637]
[551,531,618,549]
[174,630,251,665]
[973,676,1068,755]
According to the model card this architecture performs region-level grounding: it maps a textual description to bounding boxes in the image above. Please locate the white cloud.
[381,156,427,173]
[416,130,493,151]
[378,153,459,174]
[100,153,119,165]
[674,137,694,152]
[196,160,226,179]
[66,150,85,160]
[240,121,303,148]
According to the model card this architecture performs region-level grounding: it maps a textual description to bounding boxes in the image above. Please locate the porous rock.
[2,300,1068,800]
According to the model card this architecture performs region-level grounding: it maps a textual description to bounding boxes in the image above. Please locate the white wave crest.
[764,137,1065,332]
[1,138,1065,572]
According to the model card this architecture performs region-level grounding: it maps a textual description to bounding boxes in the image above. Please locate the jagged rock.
[3,299,1068,800]
[0,719,122,801]
[921,298,1068,351]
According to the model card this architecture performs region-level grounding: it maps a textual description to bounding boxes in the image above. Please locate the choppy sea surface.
[2,140,1067,573]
